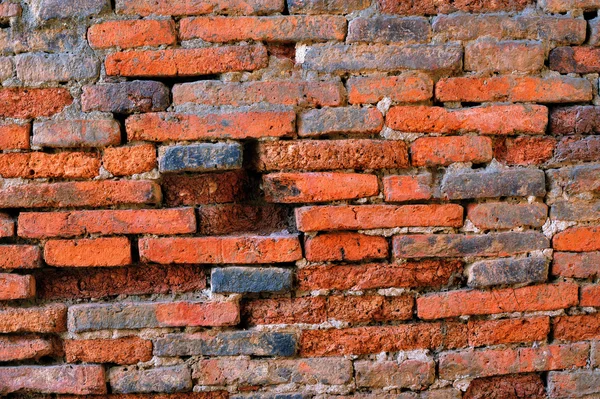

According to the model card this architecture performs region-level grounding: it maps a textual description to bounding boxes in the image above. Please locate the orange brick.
[467,317,550,346]
[305,232,389,262]
[348,73,433,104]
[44,237,131,267]
[553,226,600,252]
[0,304,67,333]
[411,136,492,166]
[494,136,556,165]
[102,144,157,176]
[0,122,30,150]
[116,0,284,16]
[0,152,99,179]
[581,285,600,307]
[65,337,152,365]
[88,19,176,49]
[0,274,35,300]
[0,245,41,269]
[383,174,433,202]
[553,313,600,341]
[0,88,72,119]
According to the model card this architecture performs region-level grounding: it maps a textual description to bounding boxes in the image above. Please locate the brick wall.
[0,0,599,397]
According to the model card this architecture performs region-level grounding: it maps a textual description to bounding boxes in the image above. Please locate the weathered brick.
[305,232,388,262]
[159,143,242,173]
[162,171,247,206]
[465,40,544,72]
[106,45,268,77]
[436,76,591,103]
[547,164,600,195]
[298,107,383,137]
[32,0,108,20]
[154,331,297,357]
[0,245,41,269]
[394,232,549,258]
[37,264,205,300]
[44,237,131,267]
[0,152,99,179]
[550,46,600,73]
[467,257,549,288]
[127,110,294,141]
[0,304,66,333]
[0,1,20,19]
[417,283,577,319]
[441,169,546,200]
[15,53,99,83]
[299,322,465,356]
[467,202,547,229]
[88,20,176,49]
[553,313,600,341]
[0,365,106,395]
[298,260,463,291]
[82,81,170,114]
[348,16,431,43]
[140,235,301,264]
[19,208,195,239]
[264,172,378,203]
[494,136,556,166]
[387,105,548,135]
[464,374,546,399]
[551,200,600,221]
[211,267,292,293]
[103,144,157,176]
[544,0,600,12]
[198,204,289,235]
[33,119,120,148]
[0,273,35,300]
[173,80,344,107]
[439,343,589,380]
[288,0,369,13]
[58,393,228,399]
[411,136,492,166]
[548,370,600,398]
[180,16,346,42]
[550,106,600,135]
[591,16,600,45]
[302,44,462,74]
[0,336,57,362]
[193,357,352,386]
[296,204,463,232]
[0,214,13,237]
[383,173,433,202]
[0,122,29,150]
[355,359,435,390]
[65,337,152,365]
[347,73,432,104]
[68,301,239,332]
[116,0,284,15]
[0,180,160,209]
[551,136,600,164]
[552,252,600,278]
[254,139,409,171]
[378,0,530,14]
[554,226,600,252]
[110,365,191,394]
[0,88,72,119]
[468,317,550,347]
[581,284,600,307]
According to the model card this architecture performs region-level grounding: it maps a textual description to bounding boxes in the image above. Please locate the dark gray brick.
[82,81,170,114]
[348,16,432,43]
[441,168,546,199]
[33,0,109,20]
[109,365,192,393]
[551,200,600,222]
[211,267,292,293]
[67,303,158,332]
[468,256,549,287]
[159,143,243,173]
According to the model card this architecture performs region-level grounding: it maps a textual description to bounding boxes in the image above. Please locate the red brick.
[436,76,592,103]
[19,208,195,239]
[464,374,546,399]
[0,214,13,237]
[288,0,369,13]
[116,0,283,16]
[387,105,547,135]
[0,180,160,209]
[411,136,492,166]
[378,0,529,14]
[0,88,72,119]
[296,204,463,232]
[102,144,157,176]
[0,274,35,300]
[300,322,466,356]
[439,343,589,380]
[0,245,41,270]
[348,73,433,104]
[254,139,409,171]
[58,393,228,399]
[44,237,131,267]
[264,172,378,203]
[355,359,435,390]
[0,336,57,362]
[154,301,240,327]
[305,232,388,262]
[544,0,600,11]
[0,365,106,394]
[465,40,545,73]
[553,226,600,252]
[106,45,268,77]
[553,252,600,278]
[553,313,600,341]
[383,173,433,202]
[88,20,176,49]
[0,304,66,333]
[298,107,383,137]
[548,370,600,399]
[494,136,556,165]
[0,122,29,150]
[581,285,600,307]
[468,317,550,347]
[198,204,289,235]
[550,106,600,135]
[126,110,295,141]
[32,119,120,148]
[298,260,463,291]
[552,136,600,164]
[417,283,578,320]
[140,234,302,264]
[180,16,346,42]
[467,202,547,229]
[162,171,247,206]
[65,337,152,365]
[173,80,345,107]
[0,152,99,179]
[550,46,600,74]
[547,164,600,195]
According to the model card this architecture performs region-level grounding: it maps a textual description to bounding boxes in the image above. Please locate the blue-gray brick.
[211,267,292,293]
[233,394,308,399]
[551,200,600,222]
[109,365,192,393]
[441,169,546,200]
[468,256,549,288]
[154,331,297,357]
[32,0,109,20]
[159,143,243,173]
[15,53,100,84]
[82,81,170,114]
[68,303,158,332]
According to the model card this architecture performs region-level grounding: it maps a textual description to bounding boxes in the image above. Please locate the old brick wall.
[0,0,599,397]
